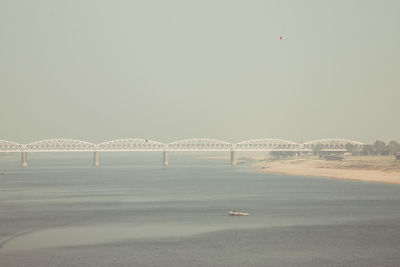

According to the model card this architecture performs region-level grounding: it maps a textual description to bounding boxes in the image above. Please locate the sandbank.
[245,156,400,184]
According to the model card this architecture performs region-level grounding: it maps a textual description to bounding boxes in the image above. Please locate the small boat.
[229,210,249,216]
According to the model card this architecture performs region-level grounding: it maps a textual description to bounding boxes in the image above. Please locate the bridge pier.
[93,151,99,167]
[230,151,237,165]
[21,151,27,167]
[163,151,168,166]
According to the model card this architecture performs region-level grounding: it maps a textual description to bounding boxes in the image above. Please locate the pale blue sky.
[1,0,399,144]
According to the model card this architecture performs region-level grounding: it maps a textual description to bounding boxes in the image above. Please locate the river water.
[1,153,400,266]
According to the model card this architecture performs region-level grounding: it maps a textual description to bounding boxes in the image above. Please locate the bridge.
[0,138,364,167]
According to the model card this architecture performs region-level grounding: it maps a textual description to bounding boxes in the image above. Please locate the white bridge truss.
[235,139,301,151]
[26,139,96,152]
[0,140,24,152]
[97,139,166,151]
[0,138,364,153]
[167,139,232,151]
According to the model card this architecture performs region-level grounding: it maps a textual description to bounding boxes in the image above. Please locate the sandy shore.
[243,156,400,184]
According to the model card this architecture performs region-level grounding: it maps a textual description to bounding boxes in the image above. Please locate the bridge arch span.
[167,139,233,151]
[26,139,96,152]
[0,140,25,152]
[97,139,166,151]
[235,139,301,151]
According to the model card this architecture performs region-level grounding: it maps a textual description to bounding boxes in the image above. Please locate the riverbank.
[242,156,400,184]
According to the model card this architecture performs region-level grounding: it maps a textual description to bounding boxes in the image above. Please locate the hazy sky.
[1,0,399,144]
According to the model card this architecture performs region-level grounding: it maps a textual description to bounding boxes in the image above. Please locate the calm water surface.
[1,153,400,266]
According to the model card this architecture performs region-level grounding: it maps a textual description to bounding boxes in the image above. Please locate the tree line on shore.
[270,140,400,158]
[314,140,400,156]
[359,140,400,156]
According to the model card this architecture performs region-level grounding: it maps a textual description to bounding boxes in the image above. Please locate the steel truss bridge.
[0,138,364,167]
